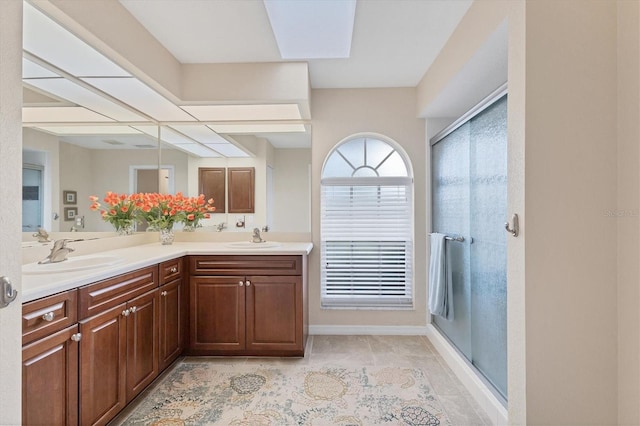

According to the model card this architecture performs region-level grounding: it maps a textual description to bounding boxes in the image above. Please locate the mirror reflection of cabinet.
[198,168,226,213]
[228,167,255,214]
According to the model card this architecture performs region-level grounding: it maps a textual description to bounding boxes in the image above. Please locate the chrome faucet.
[38,239,75,264]
[216,222,227,232]
[252,228,265,243]
[32,227,51,243]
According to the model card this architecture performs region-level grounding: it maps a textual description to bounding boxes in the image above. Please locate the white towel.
[428,233,454,320]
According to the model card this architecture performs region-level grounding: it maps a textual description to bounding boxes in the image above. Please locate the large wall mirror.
[21,2,311,242]
[21,124,311,237]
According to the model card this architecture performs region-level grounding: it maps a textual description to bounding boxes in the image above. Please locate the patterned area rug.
[118,361,451,425]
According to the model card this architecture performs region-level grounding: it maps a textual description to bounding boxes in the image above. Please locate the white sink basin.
[23,254,125,275]
[226,241,281,249]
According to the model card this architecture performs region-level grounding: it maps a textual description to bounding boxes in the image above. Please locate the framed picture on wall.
[63,190,77,205]
[64,207,77,221]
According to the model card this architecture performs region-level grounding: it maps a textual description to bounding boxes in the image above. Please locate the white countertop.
[22,241,313,303]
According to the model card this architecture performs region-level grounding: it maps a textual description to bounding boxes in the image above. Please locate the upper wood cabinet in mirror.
[228,167,255,214]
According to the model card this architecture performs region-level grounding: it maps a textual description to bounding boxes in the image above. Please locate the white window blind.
[321,177,413,308]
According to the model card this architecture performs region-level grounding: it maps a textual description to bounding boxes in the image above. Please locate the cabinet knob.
[170,267,178,273]
[239,281,244,287]
[42,311,55,322]
[130,306,137,313]
[246,280,251,287]
[122,309,130,317]
[161,291,167,297]
[70,333,82,342]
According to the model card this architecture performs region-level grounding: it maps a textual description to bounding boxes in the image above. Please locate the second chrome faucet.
[38,239,75,264]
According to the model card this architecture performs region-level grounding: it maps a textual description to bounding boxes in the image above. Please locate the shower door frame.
[429,83,509,405]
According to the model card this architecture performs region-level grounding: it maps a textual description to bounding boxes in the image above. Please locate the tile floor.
[112,335,492,425]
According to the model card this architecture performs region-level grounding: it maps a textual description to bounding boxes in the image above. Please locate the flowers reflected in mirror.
[89,192,216,235]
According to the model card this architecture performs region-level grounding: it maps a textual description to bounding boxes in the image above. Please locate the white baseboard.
[425,324,508,426]
[309,325,428,335]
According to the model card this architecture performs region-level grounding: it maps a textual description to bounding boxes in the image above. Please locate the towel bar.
[430,233,472,243]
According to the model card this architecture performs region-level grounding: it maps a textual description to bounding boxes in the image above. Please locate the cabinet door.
[159,279,182,371]
[126,289,159,402]
[22,325,79,426]
[228,167,254,213]
[190,276,245,352]
[79,304,127,426]
[198,167,226,213]
[245,275,303,353]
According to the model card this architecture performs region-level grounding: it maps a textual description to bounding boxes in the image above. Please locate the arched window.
[321,135,414,308]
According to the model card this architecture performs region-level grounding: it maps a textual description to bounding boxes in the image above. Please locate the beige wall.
[272,149,310,232]
[617,1,640,423]
[0,1,23,423]
[419,1,626,424]
[523,2,618,424]
[89,148,160,231]
[59,142,92,231]
[310,88,427,328]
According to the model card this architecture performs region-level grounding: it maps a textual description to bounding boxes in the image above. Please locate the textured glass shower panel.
[432,122,472,359]
[469,95,508,397]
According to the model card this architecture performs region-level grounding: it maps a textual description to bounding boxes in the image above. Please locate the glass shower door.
[431,95,508,399]
[432,122,472,359]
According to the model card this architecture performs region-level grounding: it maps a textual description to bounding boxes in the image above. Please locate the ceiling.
[119,0,473,89]
[22,0,475,156]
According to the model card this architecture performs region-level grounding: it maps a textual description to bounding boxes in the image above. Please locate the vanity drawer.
[22,289,78,346]
[189,255,301,276]
[159,258,182,284]
[79,265,158,319]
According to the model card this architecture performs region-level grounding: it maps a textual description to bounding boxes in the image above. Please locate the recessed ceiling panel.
[204,143,250,158]
[207,123,306,133]
[33,125,143,135]
[23,2,130,77]
[134,125,196,145]
[83,77,196,121]
[24,77,148,122]
[174,143,221,158]
[23,106,113,123]
[22,58,59,78]
[170,125,230,144]
[57,133,158,150]
[264,0,356,59]
[181,104,301,121]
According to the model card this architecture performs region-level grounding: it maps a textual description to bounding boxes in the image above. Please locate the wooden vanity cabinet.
[22,289,79,426]
[188,255,305,356]
[158,258,184,371]
[78,266,159,426]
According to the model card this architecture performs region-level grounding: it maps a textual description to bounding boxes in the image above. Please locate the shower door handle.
[505,214,519,237]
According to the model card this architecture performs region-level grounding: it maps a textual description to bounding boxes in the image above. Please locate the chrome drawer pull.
[246,280,251,287]
[239,281,244,287]
[130,306,137,313]
[42,311,55,322]
[71,333,82,342]
[161,291,167,296]
[170,267,178,273]
[122,309,130,317]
